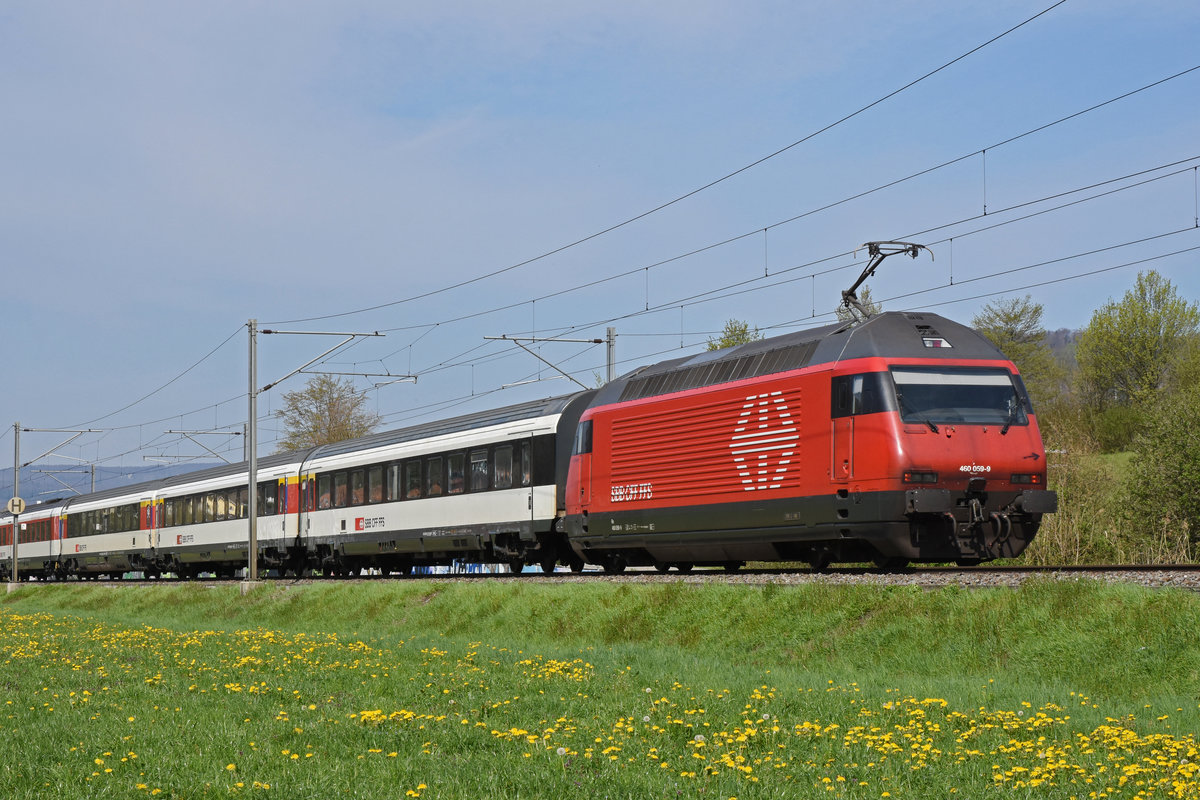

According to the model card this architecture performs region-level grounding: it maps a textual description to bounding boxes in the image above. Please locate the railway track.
[10,563,1200,592]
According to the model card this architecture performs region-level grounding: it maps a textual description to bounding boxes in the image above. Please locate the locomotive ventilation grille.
[609,387,803,501]
[617,341,818,403]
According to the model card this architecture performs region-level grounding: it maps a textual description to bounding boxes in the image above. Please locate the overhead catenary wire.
[263,1,1070,327]
[35,153,1199,460]
[67,324,246,429]
[37,229,1200,488]
[25,53,1200,469]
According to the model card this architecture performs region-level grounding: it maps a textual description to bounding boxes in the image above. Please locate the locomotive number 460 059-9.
[611,482,653,503]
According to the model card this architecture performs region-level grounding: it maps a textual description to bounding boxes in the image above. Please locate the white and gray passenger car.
[2,392,592,581]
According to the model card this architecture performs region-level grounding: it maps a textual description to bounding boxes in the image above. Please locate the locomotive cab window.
[831,373,893,418]
[890,367,1029,427]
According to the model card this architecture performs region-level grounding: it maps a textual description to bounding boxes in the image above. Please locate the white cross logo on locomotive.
[730,391,798,491]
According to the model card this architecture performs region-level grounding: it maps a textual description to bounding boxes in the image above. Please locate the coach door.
[512,438,535,536]
[299,472,315,544]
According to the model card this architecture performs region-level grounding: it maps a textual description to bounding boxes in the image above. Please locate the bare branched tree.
[274,375,382,453]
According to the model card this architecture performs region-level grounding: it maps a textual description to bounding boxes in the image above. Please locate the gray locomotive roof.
[810,311,1005,364]
[307,391,590,461]
[593,312,1007,406]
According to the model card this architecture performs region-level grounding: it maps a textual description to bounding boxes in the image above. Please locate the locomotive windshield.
[890,367,1028,427]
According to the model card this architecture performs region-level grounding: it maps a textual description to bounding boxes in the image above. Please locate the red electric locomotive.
[564,245,1057,571]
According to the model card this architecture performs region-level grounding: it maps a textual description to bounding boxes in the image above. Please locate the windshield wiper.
[1000,392,1023,435]
[897,393,938,434]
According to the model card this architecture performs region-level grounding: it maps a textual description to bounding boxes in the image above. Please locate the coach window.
[519,442,532,486]
[405,461,422,498]
[333,472,348,508]
[426,456,444,496]
[368,466,384,503]
[236,488,248,519]
[215,492,227,521]
[387,464,402,501]
[469,449,489,492]
[448,454,466,494]
[261,481,278,516]
[317,475,332,509]
[494,446,513,490]
[350,469,365,505]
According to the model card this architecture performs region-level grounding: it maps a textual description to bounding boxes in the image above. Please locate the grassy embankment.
[3,579,1199,798]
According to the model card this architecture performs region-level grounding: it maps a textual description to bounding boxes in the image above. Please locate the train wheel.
[723,561,743,573]
[602,556,626,575]
[955,558,982,567]
[540,556,557,574]
[873,556,909,570]
[654,563,670,573]
[568,556,585,573]
[808,552,832,573]
[508,558,525,574]
[675,562,693,573]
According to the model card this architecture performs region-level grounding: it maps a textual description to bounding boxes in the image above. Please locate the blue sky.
[2,1,1199,484]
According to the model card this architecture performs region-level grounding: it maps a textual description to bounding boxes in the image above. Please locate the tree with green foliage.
[1126,384,1200,556]
[1076,271,1200,409]
[275,375,382,453]
[971,294,1064,410]
[707,319,763,351]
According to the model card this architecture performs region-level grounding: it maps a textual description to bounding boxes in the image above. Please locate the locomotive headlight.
[1010,473,1043,485]
[903,471,938,484]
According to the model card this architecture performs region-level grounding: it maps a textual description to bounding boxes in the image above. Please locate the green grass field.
[3,579,1199,798]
